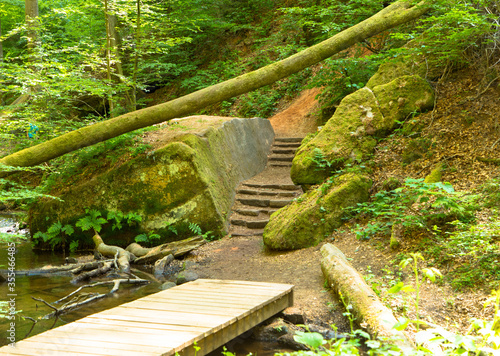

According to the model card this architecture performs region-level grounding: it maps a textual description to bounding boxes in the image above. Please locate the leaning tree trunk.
[0,0,432,173]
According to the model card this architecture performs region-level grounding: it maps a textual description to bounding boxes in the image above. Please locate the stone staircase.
[268,137,303,167]
[228,137,304,237]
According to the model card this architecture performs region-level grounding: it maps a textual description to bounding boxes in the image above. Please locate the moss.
[401,137,433,165]
[29,117,274,244]
[372,75,435,123]
[366,59,430,89]
[381,177,401,191]
[291,88,386,185]
[263,173,372,250]
[424,164,443,183]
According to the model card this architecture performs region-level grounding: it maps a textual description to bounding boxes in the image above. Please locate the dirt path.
[184,90,355,331]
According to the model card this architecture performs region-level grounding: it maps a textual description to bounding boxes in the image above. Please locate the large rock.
[291,88,385,184]
[30,116,274,245]
[291,75,434,185]
[263,173,372,250]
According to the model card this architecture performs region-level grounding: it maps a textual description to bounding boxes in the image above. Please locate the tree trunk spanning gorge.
[0,0,432,173]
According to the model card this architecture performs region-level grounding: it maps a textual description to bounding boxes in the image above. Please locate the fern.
[188,222,202,235]
[76,209,108,232]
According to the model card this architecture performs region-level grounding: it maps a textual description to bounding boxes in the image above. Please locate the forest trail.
[183,89,351,331]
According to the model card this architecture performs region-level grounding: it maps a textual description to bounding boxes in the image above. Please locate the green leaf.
[61,224,74,236]
[135,234,148,243]
[393,317,410,331]
[388,281,405,294]
[293,331,325,350]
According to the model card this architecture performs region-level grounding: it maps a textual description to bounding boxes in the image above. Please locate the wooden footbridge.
[2,279,294,356]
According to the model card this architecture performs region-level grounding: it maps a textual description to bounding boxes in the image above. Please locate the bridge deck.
[2,279,294,356]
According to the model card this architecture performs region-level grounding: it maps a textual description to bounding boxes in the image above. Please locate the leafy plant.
[33,221,74,250]
[347,178,476,240]
[389,252,442,331]
[134,232,160,246]
[75,209,108,233]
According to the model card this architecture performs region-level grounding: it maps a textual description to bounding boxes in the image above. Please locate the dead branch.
[130,235,206,265]
[93,233,135,272]
[70,261,113,284]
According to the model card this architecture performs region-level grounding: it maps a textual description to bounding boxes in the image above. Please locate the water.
[0,216,292,355]
[0,240,163,347]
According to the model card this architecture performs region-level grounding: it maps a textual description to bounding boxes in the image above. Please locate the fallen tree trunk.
[128,235,206,264]
[0,0,432,173]
[320,243,414,349]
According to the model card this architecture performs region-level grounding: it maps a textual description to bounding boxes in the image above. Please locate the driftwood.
[0,260,114,278]
[70,261,113,283]
[320,243,414,349]
[129,235,206,265]
[33,277,149,319]
[93,233,135,272]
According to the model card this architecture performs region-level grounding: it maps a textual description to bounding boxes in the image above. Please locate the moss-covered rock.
[30,117,274,246]
[366,60,428,89]
[424,164,443,183]
[263,173,372,250]
[372,75,435,123]
[291,89,385,185]
[291,75,434,186]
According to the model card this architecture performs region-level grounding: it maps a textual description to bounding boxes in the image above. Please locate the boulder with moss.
[263,173,372,250]
[291,75,434,186]
[29,116,274,246]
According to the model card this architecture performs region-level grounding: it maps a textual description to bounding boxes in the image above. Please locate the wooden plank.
[0,279,293,356]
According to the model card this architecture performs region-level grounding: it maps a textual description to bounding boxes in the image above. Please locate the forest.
[1,0,500,355]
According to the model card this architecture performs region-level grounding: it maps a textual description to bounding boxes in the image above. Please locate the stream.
[0,215,290,355]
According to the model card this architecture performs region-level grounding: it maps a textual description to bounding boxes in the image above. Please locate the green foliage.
[346,179,476,240]
[480,176,500,208]
[308,56,380,113]
[0,164,61,208]
[279,0,386,45]
[389,252,442,332]
[188,222,202,236]
[75,209,107,233]
[134,231,160,246]
[33,220,74,250]
[294,331,326,351]
[34,209,142,251]
[388,0,499,70]
[430,220,500,290]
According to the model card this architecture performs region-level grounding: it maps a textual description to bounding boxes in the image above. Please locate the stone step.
[247,220,269,229]
[274,137,304,143]
[272,142,302,148]
[242,183,301,191]
[236,198,294,208]
[230,229,264,237]
[269,162,292,167]
[269,155,294,162]
[236,189,298,197]
[234,208,278,216]
[272,148,297,154]
[229,218,269,229]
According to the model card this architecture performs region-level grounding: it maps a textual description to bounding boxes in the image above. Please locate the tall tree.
[0,0,433,173]
[24,0,38,56]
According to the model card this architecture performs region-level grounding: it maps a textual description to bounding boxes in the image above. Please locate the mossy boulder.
[29,117,274,245]
[366,60,428,89]
[291,75,434,185]
[372,75,435,123]
[263,173,372,250]
[291,88,385,184]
